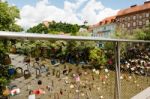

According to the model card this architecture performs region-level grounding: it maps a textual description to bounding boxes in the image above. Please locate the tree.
[27,22,81,35]
[27,23,48,33]
[132,28,150,40]
[0,2,23,31]
[0,2,23,51]
[89,47,107,68]
[0,2,23,95]
[70,24,80,35]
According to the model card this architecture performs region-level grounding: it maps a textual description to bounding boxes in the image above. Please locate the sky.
[6,0,148,29]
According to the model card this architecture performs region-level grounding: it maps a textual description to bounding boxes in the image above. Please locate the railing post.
[114,41,121,99]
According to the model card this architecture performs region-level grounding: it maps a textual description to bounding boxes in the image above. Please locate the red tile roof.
[99,16,116,26]
[117,1,150,16]
[90,1,150,31]
[89,16,116,30]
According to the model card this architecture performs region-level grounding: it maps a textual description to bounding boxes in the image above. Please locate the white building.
[90,16,116,38]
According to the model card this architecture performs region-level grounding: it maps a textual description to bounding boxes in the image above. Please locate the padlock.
[52,69,55,76]
[2,86,10,97]
[56,70,60,78]
[33,62,39,68]
[3,54,11,65]
[10,45,16,54]
[15,67,23,78]
[54,93,59,99]
[37,80,42,85]
[24,70,31,79]
[40,65,48,73]
[35,57,40,62]
[35,68,41,78]
[63,69,68,75]
[51,80,54,87]
[8,68,15,76]
[24,56,30,63]
[64,65,67,69]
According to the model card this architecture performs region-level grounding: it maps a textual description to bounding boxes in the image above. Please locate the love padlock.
[15,67,23,78]
[35,68,41,78]
[24,70,31,79]
[56,70,60,78]
[52,69,55,76]
[3,54,11,65]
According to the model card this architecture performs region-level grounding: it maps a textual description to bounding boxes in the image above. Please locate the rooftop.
[89,16,116,29]
[117,1,150,16]
[99,16,116,26]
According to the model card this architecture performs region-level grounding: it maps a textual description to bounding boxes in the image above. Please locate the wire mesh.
[0,38,149,99]
[0,40,116,99]
[120,43,150,99]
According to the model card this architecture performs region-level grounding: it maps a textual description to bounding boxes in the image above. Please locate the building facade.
[91,1,150,38]
[116,1,150,32]
[91,16,116,38]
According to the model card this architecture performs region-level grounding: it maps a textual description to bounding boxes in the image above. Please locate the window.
[133,22,136,27]
[122,18,125,22]
[146,13,149,17]
[123,18,126,22]
[143,19,146,25]
[146,20,150,25]
[127,23,130,27]
[122,24,125,28]
[103,27,106,30]
[128,17,131,21]
[139,15,142,19]
[117,19,120,22]
[133,16,136,20]
[139,21,142,25]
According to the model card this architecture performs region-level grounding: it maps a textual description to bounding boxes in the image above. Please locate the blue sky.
[6,0,148,29]
[7,0,146,9]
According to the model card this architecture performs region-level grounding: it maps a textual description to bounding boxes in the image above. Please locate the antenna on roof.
[130,4,137,7]
[84,20,88,25]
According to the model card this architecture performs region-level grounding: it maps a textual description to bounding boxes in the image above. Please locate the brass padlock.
[10,45,16,54]
[56,70,60,78]
[4,54,11,65]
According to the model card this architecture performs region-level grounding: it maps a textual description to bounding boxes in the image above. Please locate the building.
[116,1,150,32]
[91,1,150,38]
[42,21,50,27]
[79,28,88,33]
[91,16,116,38]
[89,16,116,47]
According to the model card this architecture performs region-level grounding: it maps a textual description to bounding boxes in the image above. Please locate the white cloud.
[17,0,119,29]
[1,0,6,2]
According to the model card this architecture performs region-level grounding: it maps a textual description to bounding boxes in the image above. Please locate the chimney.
[130,5,137,8]
[99,22,102,25]
[144,0,150,4]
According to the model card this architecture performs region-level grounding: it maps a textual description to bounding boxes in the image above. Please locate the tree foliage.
[0,2,23,31]
[89,47,107,67]
[27,21,82,35]
[132,28,150,40]
[0,2,23,92]
[27,23,48,33]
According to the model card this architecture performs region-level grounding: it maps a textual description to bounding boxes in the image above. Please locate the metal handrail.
[0,31,149,99]
[0,31,150,43]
